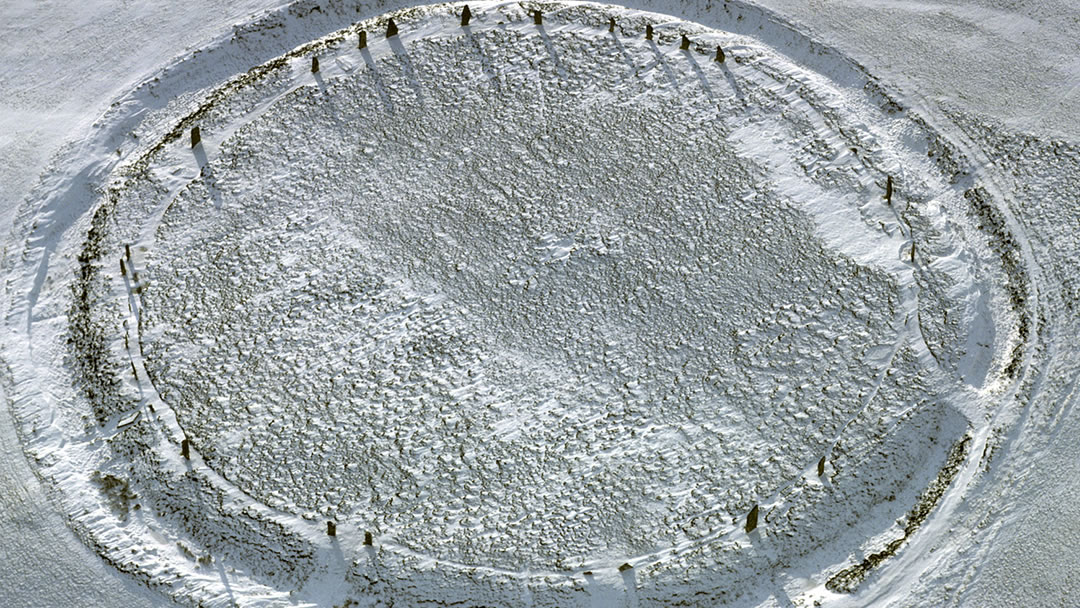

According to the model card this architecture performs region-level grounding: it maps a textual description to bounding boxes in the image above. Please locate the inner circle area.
[141,17,904,571]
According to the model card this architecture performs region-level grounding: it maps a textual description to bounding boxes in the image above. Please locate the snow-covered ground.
[2,1,1078,607]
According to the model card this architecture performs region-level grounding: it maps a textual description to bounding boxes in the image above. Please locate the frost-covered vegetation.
[4,2,1033,606]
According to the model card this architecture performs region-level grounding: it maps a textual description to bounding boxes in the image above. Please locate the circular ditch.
[8,2,1030,606]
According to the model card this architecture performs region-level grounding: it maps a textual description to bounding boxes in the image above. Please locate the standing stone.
[646,24,654,40]
[181,439,190,460]
[533,10,542,25]
[190,126,201,148]
[358,30,367,49]
[386,18,398,38]
[715,45,726,63]
[364,531,374,546]
[461,5,471,27]
[609,17,616,33]
[745,504,759,533]
[885,174,893,204]
[311,56,319,73]
[681,34,691,50]
[327,521,336,537]
[818,456,826,477]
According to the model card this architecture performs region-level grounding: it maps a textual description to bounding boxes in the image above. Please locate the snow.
[2,0,1079,607]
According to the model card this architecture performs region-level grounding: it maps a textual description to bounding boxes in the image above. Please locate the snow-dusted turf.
[2,1,1073,607]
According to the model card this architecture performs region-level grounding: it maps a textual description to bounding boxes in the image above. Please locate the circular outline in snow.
[2,2,1037,607]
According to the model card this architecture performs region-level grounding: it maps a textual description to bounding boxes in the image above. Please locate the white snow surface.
[1,1,1078,607]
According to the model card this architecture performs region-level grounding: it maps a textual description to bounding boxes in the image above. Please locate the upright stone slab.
[745,504,759,533]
